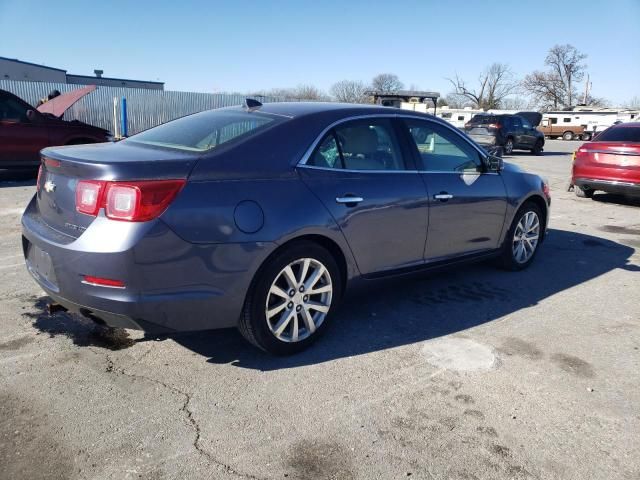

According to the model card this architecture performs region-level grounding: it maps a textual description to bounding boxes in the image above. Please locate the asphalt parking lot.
[1,139,639,480]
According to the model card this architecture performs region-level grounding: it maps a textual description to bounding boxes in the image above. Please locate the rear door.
[298,117,429,275]
[0,93,49,167]
[510,116,527,148]
[401,118,508,261]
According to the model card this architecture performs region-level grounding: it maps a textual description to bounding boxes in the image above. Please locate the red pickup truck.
[0,87,110,170]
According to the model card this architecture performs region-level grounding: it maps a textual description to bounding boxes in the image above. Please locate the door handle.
[433,193,453,201]
[336,195,364,205]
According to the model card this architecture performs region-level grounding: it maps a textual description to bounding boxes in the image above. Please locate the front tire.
[499,202,543,271]
[504,137,514,155]
[238,241,342,355]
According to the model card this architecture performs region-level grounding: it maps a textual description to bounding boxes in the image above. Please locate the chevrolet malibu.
[22,101,550,355]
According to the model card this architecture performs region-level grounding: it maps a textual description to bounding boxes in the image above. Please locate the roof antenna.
[243,98,263,112]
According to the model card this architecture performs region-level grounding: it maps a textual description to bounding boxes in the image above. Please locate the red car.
[0,87,110,170]
[572,122,640,198]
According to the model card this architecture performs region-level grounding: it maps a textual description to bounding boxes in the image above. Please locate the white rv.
[543,108,640,138]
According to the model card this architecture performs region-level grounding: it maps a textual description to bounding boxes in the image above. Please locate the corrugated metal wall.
[0,79,285,135]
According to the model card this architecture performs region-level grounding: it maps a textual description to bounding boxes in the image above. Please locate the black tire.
[574,185,594,198]
[238,241,342,355]
[531,139,544,156]
[562,131,574,141]
[581,133,592,141]
[504,137,514,155]
[498,202,544,271]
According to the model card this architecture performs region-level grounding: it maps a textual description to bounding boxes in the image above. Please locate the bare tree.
[623,96,640,109]
[443,93,472,109]
[523,44,587,109]
[500,96,530,110]
[330,80,370,103]
[545,44,587,108]
[371,73,404,93]
[447,63,518,110]
[253,85,328,101]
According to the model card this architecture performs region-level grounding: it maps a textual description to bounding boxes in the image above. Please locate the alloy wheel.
[265,258,333,342]
[512,211,540,264]
[505,139,514,155]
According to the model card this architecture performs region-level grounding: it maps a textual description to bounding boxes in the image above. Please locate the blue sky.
[1,0,639,104]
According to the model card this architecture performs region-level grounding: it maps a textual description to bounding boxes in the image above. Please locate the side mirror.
[26,110,40,122]
[487,155,504,172]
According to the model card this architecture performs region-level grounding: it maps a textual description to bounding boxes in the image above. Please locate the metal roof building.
[0,56,164,90]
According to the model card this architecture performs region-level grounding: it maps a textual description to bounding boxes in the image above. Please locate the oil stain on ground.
[284,439,355,480]
[0,336,33,351]
[551,353,595,378]
[412,282,513,306]
[23,296,135,351]
[0,392,73,480]
[599,225,640,236]
[498,337,543,361]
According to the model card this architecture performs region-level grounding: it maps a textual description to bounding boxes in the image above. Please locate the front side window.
[512,116,522,128]
[405,119,483,173]
[521,118,532,129]
[125,109,280,152]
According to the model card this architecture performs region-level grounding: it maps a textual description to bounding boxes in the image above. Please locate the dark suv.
[464,112,545,155]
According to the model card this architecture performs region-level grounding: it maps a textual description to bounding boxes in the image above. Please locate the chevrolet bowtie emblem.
[44,180,56,193]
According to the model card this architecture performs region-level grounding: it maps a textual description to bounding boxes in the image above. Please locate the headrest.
[341,127,378,155]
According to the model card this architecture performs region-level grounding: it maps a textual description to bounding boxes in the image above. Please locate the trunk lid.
[579,142,640,167]
[36,142,198,239]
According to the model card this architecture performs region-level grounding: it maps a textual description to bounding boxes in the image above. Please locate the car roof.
[227,101,410,119]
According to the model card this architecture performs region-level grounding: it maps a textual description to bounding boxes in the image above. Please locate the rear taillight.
[75,179,185,222]
[76,180,105,216]
[487,123,502,129]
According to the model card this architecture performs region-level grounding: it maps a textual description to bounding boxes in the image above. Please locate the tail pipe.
[47,303,68,315]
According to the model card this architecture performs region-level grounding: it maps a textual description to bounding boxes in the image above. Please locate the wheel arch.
[252,233,351,300]
[518,194,549,241]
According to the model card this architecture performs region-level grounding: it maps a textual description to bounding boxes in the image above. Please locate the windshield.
[595,126,640,142]
[125,109,280,152]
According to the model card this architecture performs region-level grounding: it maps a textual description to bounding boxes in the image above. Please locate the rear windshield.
[595,126,640,142]
[125,109,280,152]
[469,115,498,124]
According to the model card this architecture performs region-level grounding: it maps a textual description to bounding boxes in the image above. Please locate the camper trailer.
[542,108,640,140]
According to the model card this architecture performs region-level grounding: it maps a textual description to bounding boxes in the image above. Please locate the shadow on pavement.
[27,228,637,365]
[591,193,640,208]
[171,228,638,370]
[0,170,37,187]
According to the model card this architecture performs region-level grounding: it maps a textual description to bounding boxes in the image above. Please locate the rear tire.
[531,139,544,156]
[238,241,342,355]
[504,137,514,155]
[498,202,544,271]
[562,131,574,141]
[574,185,594,198]
[581,133,592,141]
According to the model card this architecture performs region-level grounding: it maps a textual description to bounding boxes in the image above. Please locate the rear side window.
[125,110,280,152]
[594,126,640,142]
[307,118,406,171]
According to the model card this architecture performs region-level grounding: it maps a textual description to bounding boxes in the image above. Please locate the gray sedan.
[22,101,550,354]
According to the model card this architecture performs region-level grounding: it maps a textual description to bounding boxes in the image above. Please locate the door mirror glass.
[487,155,503,172]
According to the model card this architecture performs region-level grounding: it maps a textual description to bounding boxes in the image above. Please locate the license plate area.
[25,241,59,291]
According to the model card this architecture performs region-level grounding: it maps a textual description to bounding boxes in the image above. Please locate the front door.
[298,117,429,275]
[402,118,508,261]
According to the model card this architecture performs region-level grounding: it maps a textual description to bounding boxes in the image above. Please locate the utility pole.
[582,74,590,105]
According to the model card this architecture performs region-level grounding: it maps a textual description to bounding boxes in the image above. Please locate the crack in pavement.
[94,349,266,480]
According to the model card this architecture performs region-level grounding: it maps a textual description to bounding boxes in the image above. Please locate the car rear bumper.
[22,195,275,332]
[573,178,640,196]
[467,134,497,146]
